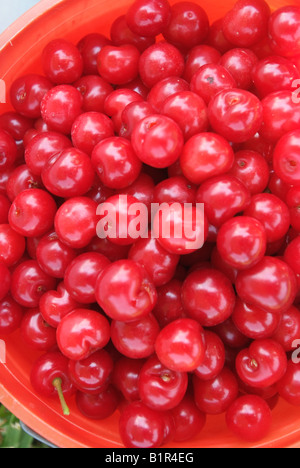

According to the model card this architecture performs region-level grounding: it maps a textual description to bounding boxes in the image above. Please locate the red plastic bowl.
[0,0,299,449]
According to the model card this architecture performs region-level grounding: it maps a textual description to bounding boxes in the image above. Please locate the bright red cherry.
[10,74,53,119]
[273,130,300,187]
[277,360,300,406]
[36,231,77,279]
[42,39,84,84]
[226,395,272,442]
[236,339,287,388]
[180,133,234,185]
[182,268,236,327]
[111,313,160,359]
[64,252,111,304]
[9,189,57,238]
[77,33,112,75]
[138,354,188,411]
[0,130,17,170]
[268,6,300,57]
[194,331,225,381]
[217,216,267,270]
[126,0,171,37]
[71,112,115,155]
[95,259,157,322]
[236,256,297,315]
[193,367,239,415]
[20,308,57,351]
[0,224,26,267]
[131,114,184,169]
[54,197,97,249]
[41,147,95,198]
[171,394,206,442]
[155,318,206,372]
[68,349,114,394]
[0,295,23,335]
[30,351,75,416]
[56,309,111,360]
[97,44,140,86]
[76,386,119,420]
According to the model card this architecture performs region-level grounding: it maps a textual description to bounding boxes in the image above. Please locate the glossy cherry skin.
[64,252,110,304]
[180,133,234,185]
[163,1,209,50]
[260,91,300,143]
[71,112,114,156]
[268,6,300,57]
[77,33,112,75]
[138,354,188,411]
[10,74,53,119]
[273,130,300,187]
[9,188,57,238]
[139,42,185,88]
[119,101,154,139]
[41,85,83,135]
[0,194,10,224]
[252,55,299,98]
[219,48,258,90]
[128,237,179,287]
[68,349,114,394]
[0,295,23,335]
[55,197,97,249]
[161,91,209,140]
[147,76,189,113]
[36,231,77,279]
[95,259,157,322]
[76,386,119,420]
[228,150,270,195]
[244,193,291,243]
[183,44,221,82]
[190,64,237,105]
[0,224,26,267]
[226,395,272,442]
[193,367,239,415]
[0,111,33,141]
[97,44,140,86]
[119,401,166,448]
[153,176,197,206]
[207,18,235,54]
[223,0,270,47]
[277,361,300,406]
[126,0,171,37]
[104,88,143,133]
[56,309,110,360]
[236,339,287,388]
[42,39,83,84]
[6,165,44,202]
[155,318,206,373]
[171,394,206,442]
[91,137,142,189]
[217,216,267,270]
[196,174,251,228]
[111,313,160,359]
[232,299,280,340]
[87,236,130,263]
[74,75,113,113]
[0,130,17,170]
[153,203,208,256]
[182,268,236,327]
[39,282,81,328]
[236,256,297,315]
[110,15,155,52]
[194,331,225,381]
[131,114,184,169]
[20,308,57,351]
[30,351,75,398]
[112,357,145,402]
[24,131,71,176]
[271,306,300,352]
[10,260,56,308]
[41,147,95,198]
[213,316,251,349]
[208,88,263,143]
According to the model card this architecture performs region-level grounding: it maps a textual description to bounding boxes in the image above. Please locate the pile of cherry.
[1,0,300,448]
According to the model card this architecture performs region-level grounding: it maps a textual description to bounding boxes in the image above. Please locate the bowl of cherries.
[0,0,300,449]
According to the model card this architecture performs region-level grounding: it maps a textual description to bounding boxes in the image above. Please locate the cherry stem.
[52,378,70,416]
